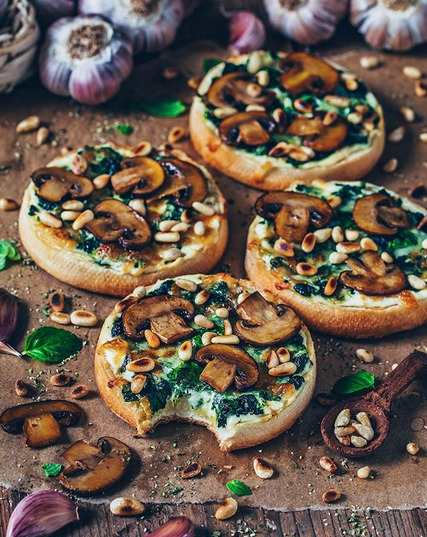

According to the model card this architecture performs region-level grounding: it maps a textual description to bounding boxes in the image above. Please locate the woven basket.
[0,0,39,94]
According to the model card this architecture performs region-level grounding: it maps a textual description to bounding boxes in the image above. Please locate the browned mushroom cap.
[353,193,411,236]
[59,436,131,495]
[111,157,165,196]
[233,292,301,346]
[0,400,81,434]
[279,52,339,95]
[287,114,348,152]
[219,111,278,146]
[85,199,151,250]
[340,251,407,295]
[147,158,208,208]
[23,412,62,449]
[255,191,333,242]
[195,344,259,392]
[31,167,94,202]
[207,72,275,108]
[122,295,195,343]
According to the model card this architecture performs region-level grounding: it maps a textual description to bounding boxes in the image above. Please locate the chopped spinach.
[36,195,59,211]
[76,232,100,254]
[149,279,174,296]
[293,283,316,297]
[111,318,124,338]
[28,205,38,216]
[167,362,209,399]
[287,375,305,390]
[207,282,229,304]
[141,375,172,414]
[122,383,139,402]
[213,393,264,428]
[88,147,123,176]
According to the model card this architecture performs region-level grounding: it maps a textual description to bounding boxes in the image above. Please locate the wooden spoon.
[321,350,427,458]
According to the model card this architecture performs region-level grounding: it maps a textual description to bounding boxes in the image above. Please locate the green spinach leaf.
[226,479,252,496]
[133,98,186,117]
[42,463,62,477]
[333,371,375,395]
[23,327,82,363]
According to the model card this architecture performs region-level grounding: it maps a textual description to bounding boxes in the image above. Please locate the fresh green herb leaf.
[226,479,252,496]
[333,371,375,395]
[134,98,186,117]
[0,240,21,270]
[117,124,133,135]
[23,327,82,363]
[41,463,62,477]
[203,58,222,73]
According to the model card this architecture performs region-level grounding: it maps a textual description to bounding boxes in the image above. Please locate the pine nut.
[272,107,286,126]
[267,349,279,369]
[336,242,360,254]
[215,307,229,318]
[168,126,187,144]
[268,362,297,376]
[93,174,110,189]
[192,201,214,216]
[253,457,274,479]
[296,262,317,276]
[323,109,337,126]
[176,278,197,292]
[360,237,378,251]
[194,221,205,236]
[247,51,263,73]
[294,98,313,115]
[131,374,147,394]
[0,197,19,211]
[181,462,202,479]
[353,423,374,441]
[195,314,214,329]
[145,329,160,348]
[335,408,350,427]
[178,341,193,361]
[210,335,239,344]
[129,198,146,215]
[159,220,179,231]
[16,115,40,133]
[348,112,362,125]
[332,226,344,243]
[335,426,356,436]
[62,200,84,211]
[329,196,342,209]
[322,489,341,503]
[388,126,405,143]
[171,222,189,233]
[39,211,62,228]
[382,158,398,172]
[274,238,294,257]
[50,373,71,387]
[195,289,210,305]
[36,126,49,145]
[423,238,427,249]
[360,56,380,69]
[324,276,338,296]
[355,104,369,116]
[415,80,427,97]
[345,78,358,91]
[338,435,351,446]
[70,310,98,327]
[356,412,372,427]
[154,231,180,243]
[70,154,88,175]
[213,107,238,119]
[246,82,262,98]
[257,70,269,87]
[215,498,238,520]
[126,357,156,373]
[277,347,290,363]
[408,274,426,290]
[110,497,145,516]
[50,291,65,312]
[351,435,368,448]
[15,379,29,397]
[356,348,374,363]
[237,292,250,305]
[357,466,371,479]
[406,442,419,455]
[314,228,332,243]
[381,251,393,263]
[72,209,94,230]
[325,95,350,108]
[50,312,71,325]
[61,210,80,221]
[403,66,421,80]
[132,141,152,157]
[400,106,415,123]
[162,247,183,261]
[202,332,216,346]
[301,233,316,253]
[345,229,359,241]
[319,456,338,474]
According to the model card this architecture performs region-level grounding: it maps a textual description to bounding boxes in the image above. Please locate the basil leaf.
[117,124,133,135]
[226,479,252,496]
[42,463,62,477]
[333,371,375,395]
[203,58,222,73]
[0,240,21,270]
[136,98,186,117]
[23,327,82,363]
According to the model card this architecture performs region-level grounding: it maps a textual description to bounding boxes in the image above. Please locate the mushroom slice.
[23,412,62,449]
[340,251,407,295]
[0,400,81,434]
[279,52,339,95]
[255,191,333,242]
[234,292,301,347]
[122,295,195,343]
[59,436,131,495]
[196,344,259,392]
[207,72,275,108]
[31,167,94,202]
[85,199,151,250]
[219,111,278,146]
[111,157,165,196]
[353,193,410,236]
[287,114,348,152]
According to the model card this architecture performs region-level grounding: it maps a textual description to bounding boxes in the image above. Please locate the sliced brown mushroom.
[287,114,348,152]
[353,193,411,236]
[24,412,62,448]
[122,295,195,343]
[279,52,339,95]
[340,251,407,295]
[255,191,333,242]
[31,167,94,202]
[59,436,131,495]
[207,72,275,108]
[111,157,165,196]
[195,344,259,392]
[85,199,151,250]
[233,292,301,346]
[146,158,208,208]
[219,111,278,146]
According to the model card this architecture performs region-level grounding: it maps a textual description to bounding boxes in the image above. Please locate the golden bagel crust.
[18,145,228,297]
[94,274,316,452]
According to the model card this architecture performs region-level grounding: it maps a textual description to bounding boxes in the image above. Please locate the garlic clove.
[6,490,78,537]
[147,516,195,537]
[228,11,266,54]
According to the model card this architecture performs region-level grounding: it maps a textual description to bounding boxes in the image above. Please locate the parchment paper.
[0,42,426,511]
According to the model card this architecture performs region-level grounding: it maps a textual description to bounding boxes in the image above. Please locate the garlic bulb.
[31,0,77,26]
[39,15,133,105]
[350,0,427,50]
[78,0,187,54]
[264,0,348,45]
[228,11,266,54]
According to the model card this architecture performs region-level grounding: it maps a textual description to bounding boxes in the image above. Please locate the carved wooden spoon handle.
[368,350,427,411]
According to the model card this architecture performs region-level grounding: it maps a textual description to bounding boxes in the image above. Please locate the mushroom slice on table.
[219,111,278,146]
[207,72,276,109]
[23,412,62,448]
[85,199,151,250]
[111,157,165,196]
[255,191,333,242]
[196,344,259,392]
[353,193,410,236]
[286,114,348,152]
[234,292,301,346]
[279,52,339,95]
[340,251,407,295]
[122,295,195,343]
[59,436,131,495]
[31,167,94,202]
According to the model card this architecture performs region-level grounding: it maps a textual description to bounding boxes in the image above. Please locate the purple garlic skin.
[78,0,187,54]
[39,15,133,105]
[148,516,195,537]
[228,11,266,54]
[31,0,77,27]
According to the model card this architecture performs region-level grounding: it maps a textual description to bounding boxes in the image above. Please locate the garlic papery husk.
[148,516,195,537]
[0,288,21,358]
[228,11,266,54]
[6,490,79,537]
[264,0,348,45]
[350,0,427,51]
[78,0,186,54]
[31,0,77,27]
[39,15,133,105]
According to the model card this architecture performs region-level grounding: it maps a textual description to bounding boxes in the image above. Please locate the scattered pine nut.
[131,375,147,394]
[419,132,427,143]
[132,141,152,156]
[62,200,84,211]
[406,442,419,455]
[332,226,344,243]
[61,210,80,221]
[319,456,338,474]
[314,228,332,243]
[110,497,145,516]
[381,251,393,263]
[324,276,338,296]
[192,201,215,216]
[126,357,155,373]
[50,291,65,312]
[15,379,29,397]
[253,457,274,479]
[195,314,214,329]
[50,312,71,325]
[360,56,380,69]
[154,231,180,243]
[414,80,426,97]
[145,329,160,348]
[329,252,348,265]
[188,76,201,90]
[72,209,94,230]
[162,247,183,261]
[345,229,359,241]
[274,238,294,257]
[201,331,216,346]
[70,310,98,327]
[129,198,146,215]
[301,233,316,253]
[407,274,426,290]
[322,489,341,503]
[195,289,209,305]
[214,107,238,119]
[268,362,297,377]
[176,278,197,292]
[215,498,238,520]
[16,115,40,133]
[93,174,110,190]
[257,70,270,87]
[387,126,405,143]
[360,237,378,251]
[357,466,371,479]
[36,126,49,145]
[215,307,229,318]
[194,221,205,236]
[50,373,71,387]
[335,409,351,427]
[277,347,290,363]
[0,197,19,211]
[400,106,415,123]
[181,462,202,479]
[336,242,360,254]
[168,126,187,144]
[356,348,374,363]
[296,262,317,276]
[39,211,62,228]
[210,335,239,345]
[267,350,279,369]
[403,66,421,80]
[163,67,179,79]
[70,154,88,175]
[178,341,193,361]
[382,158,398,172]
